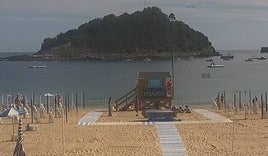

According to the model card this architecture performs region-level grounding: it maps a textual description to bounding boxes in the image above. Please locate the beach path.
[193,109,232,122]
[77,111,103,125]
[156,124,187,156]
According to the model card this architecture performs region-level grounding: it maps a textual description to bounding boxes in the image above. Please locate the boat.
[220,53,234,60]
[206,58,214,62]
[125,58,132,62]
[256,57,267,60]
[29,65,46,68]
[207,62,224,68]
[245,58,253,61]
[144,58,152,62]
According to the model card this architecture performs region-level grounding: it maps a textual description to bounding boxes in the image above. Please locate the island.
[4,7,219,61]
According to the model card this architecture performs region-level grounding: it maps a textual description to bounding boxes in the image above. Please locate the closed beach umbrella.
[13,119,26,156]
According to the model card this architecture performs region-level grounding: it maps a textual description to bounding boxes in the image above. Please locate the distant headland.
[4,7,220,61]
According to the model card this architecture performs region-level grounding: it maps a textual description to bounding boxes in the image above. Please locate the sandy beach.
[0,106,268,156]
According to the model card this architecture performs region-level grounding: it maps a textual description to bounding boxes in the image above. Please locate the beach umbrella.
[13,119,26,156]
[0,108,25,117]
[0,108,25,141]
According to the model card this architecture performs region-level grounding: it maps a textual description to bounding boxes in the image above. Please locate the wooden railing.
[114,87,137,111]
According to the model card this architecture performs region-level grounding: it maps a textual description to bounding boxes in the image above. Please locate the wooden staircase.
[114,87,137,111]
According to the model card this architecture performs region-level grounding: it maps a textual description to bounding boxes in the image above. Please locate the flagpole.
[172,51,175,100]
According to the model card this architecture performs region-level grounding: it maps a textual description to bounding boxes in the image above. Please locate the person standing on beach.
[134,96,139,116]
[220,93,224,105]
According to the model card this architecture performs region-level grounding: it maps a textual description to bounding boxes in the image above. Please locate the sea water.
[0,50,268,106]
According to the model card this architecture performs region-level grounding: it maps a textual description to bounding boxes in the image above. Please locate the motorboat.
[256,57,267,60]
[29,65,47,68]
[144,58,152,62]
[207,62,224,68]
[245,58,253,61]
[206,58,214,62]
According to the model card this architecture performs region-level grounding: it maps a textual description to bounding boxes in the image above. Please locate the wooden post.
[261,94,264,119]
[125,95,127,107]
[172,50,175,100]
[234,93,237,113]
[31,98,33,124]
[47,95,49,114]
[249,91,252,114]
[224,91,226,110]
[265,91,267,112]
[80,93,83,108]
[54,95,57,118]
[67,93,70,112]
[239,91,241,110]
[65,97,68,123]
[1,95,3,108]
[108,97,112,116]
[39,93,42,108]
[75,93,78,114]
[11,94,14,106]
[83,92,85,109]
[244,91,247,120]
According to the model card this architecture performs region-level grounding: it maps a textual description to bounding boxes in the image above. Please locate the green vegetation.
[37,7,218,59]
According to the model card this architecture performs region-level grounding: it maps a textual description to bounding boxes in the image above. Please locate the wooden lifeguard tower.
[137,72,173,110]
[114,72,173,111]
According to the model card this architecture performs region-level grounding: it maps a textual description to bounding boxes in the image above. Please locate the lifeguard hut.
[114,72,173,111]
[137,72,173,110]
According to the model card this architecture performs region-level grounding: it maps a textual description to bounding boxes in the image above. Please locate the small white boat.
[245,58,253,61]
[125,58,132,62]
[144,58,152,62]
[29,65,46,68]
[207,63,224,68]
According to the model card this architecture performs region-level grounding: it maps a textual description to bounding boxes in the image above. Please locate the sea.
[1,50,268,107]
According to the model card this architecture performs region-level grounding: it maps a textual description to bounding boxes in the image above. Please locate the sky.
[1,0,268,52]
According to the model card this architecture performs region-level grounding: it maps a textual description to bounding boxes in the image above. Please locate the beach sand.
[0,107,268,155]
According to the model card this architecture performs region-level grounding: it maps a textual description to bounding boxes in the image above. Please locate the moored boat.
[256,57,266,60]
[206,58,214,62]
[245,58,253,61]
[207,62,224,68]
[29,65,46,68]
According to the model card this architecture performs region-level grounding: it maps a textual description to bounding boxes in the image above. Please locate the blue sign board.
[148,78,162,89]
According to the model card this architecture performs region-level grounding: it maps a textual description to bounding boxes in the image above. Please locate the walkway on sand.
[77,109,231,126]
[193,109,232,122]
[77,109,230,156]
[77,112,103,125]
[156,124,187,156]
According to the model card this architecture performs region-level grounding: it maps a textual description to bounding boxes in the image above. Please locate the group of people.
[171,105,191,113]
[215,93,225,109]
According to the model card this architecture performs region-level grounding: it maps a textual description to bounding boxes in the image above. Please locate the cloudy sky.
[1,0,268,52]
